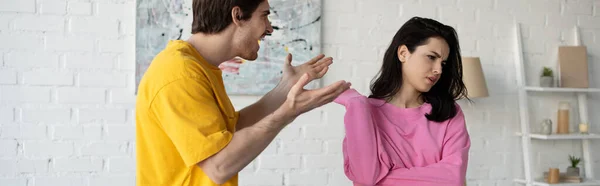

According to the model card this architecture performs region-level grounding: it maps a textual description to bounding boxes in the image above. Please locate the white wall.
[0,0,599,186]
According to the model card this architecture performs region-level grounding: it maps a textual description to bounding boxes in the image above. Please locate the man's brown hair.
[191,0,265,34]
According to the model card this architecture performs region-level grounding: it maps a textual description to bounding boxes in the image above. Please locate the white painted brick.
[0,159,17,174]
[0,87,51,103]
[356,1,400,22]
[477,10,513,25]
[546,14,578,28]
[261,140,278,155]
[67,2,92,15]
[0,34,43,50]
[53,158,102,172]
[97,3,132,19]
[290,108,322,125]
[323,0,355,13]
[579,16,600,29]
[238,171,283,186]
[275,125,301,140]
[281,141,322,154]
[564,0,593,15]
[288,172,328,186]
[57,87,105,104]
[439,7,476,24]
[529,0,560,14]
[45,35,94,52]
[89,175,135,186]
[81,142,127,156]
[400,3,437,20]
[34,176,86,186]
[0,140,17,156]
[120,16,135,35]
[13,159,49,173]
[79,72,127,87]
[13,15,64,32]
[352,62,380,79]
[53,125,102,140]
[69,17,118,37]
[0,126,19,139]
[78,108,127,123]
[23,71,73,86]
[0,107,14,123]
[4,51,59,68]
[109,89,135,104]
[65,53,116,69]
[19,126,48,140]
[305,155,343,169]
[325,140,342,154]
[329,170,352,186]
[105,125,133,140]
[117,54,135,70]
[108,157,134,172]
[0,178,27,186]
[304,125,344,140]
[99,38,127,53]
[0,69,17,84]
[40,0,67,15]
[0,0,35,13]
[22,108,70,123]
[514,11,546,26]
[259,155,301,169]
[0,14,16,31]
[23,142,73,157]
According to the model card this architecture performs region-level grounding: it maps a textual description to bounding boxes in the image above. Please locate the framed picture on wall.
[135,0,322,95]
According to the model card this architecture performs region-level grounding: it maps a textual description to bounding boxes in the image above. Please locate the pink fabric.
[334,89,470,186]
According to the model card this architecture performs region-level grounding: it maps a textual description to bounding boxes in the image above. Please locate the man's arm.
[200,73,350,184]
[236,53,332,131]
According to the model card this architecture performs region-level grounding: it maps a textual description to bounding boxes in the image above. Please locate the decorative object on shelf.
[567,155,581,177]
[461,57,489,98]
[548,168,560,183]
[557,46,589,88]
[579,123,589,134]
[557,101,570,134]
[540,67,554,87]
[539,119,553,135]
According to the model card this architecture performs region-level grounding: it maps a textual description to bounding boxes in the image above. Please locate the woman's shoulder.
[333,89,387,107]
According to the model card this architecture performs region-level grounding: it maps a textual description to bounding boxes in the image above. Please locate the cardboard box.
[558,46,589,88]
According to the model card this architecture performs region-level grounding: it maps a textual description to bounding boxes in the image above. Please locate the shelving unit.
[512,23,599,186]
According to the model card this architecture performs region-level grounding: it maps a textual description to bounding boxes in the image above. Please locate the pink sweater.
[334,89,470,186]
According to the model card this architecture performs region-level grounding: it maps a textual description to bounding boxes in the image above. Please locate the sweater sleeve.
[339,93,393,185]
[375,105,470,186]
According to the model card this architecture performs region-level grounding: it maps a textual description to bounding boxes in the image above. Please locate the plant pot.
[540,76,553,87]
[567,167,580,176]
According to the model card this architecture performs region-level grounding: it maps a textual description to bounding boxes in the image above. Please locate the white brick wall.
[1,0,599,186]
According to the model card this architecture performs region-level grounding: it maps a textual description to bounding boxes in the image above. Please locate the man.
[135,0,351,185]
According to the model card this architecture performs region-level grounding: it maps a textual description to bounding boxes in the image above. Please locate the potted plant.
[540,67,553,87]
[567,155,581,176]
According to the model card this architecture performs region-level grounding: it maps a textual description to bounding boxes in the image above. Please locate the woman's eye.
[428,55,436,60]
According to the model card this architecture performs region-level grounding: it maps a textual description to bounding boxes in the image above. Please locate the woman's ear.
[231,6,243,26]
[397,45,409,63]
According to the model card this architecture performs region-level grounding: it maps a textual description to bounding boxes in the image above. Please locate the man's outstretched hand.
[279,53,332,89]
[274,72,351,124]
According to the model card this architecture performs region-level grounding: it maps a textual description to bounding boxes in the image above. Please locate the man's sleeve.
[150,77,233,167]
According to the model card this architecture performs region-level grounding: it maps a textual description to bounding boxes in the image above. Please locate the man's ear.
[231,6,243,26]
[397,45,409,63]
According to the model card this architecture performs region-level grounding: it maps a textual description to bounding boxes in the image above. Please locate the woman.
[334,17,470,186]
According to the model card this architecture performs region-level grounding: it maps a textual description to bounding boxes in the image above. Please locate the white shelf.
[524,87,600,93]
[515,178,600,186]
[516,133,600,140]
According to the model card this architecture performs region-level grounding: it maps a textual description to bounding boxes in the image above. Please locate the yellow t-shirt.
[136,40,239,186]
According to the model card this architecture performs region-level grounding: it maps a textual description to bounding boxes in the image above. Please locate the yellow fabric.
[136,40,239,186]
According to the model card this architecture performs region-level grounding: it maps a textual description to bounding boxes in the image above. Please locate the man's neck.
[390,83,423,108]
[186,31,236,67]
